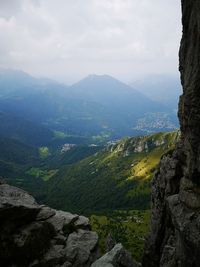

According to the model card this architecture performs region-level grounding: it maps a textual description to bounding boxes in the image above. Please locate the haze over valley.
[0,68,181,260]
[0,68,180,143]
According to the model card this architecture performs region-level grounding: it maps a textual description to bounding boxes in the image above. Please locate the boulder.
[47,210,78,233]
[0,183,40,222]
[36,205,56,221]
[0,182,99,267]
[65,229,99,267]
[91,243,140,267]
[74,215,91,230]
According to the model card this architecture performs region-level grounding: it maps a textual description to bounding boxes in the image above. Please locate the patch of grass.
[39,147,50,159]
[91,210,150,261]
[131,148,164,179]
[53,131,68,139]
[46,131,179,212]
[92,132,111,143]
[26,167,58,181]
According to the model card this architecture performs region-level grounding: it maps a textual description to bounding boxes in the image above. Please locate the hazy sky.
[0,0,181,83]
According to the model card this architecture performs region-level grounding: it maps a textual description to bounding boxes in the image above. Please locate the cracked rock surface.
[143,1,200,266]
[0,182,99,267]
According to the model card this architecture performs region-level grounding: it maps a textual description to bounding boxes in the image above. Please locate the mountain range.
[0,68,181,211]
[44,131,179,213]
[130,74,181,109]
[0,69,181,261]
[0,69,179,147]
[1,129,179,214]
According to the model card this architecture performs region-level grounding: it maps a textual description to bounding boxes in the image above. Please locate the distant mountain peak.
[73,74,136,93]
[81,74,119,83]
[0,68,33,78]
[86,74,112,78]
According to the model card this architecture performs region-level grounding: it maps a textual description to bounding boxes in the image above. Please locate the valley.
[0,69,181,262]
[0,69,179,140]
[1,128,179,214]
[91,210,150,261]
[0,129,179,260]
[44,131,179,213]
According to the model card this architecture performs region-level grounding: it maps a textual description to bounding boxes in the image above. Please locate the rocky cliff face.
[143,1,200,266]
[0,181,99,267]
[0,181,139,267]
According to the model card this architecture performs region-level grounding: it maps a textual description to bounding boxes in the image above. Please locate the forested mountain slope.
[45,131,180,213]
[0,69,179,140]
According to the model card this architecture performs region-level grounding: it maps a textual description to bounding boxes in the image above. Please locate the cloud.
[0,0,182,82]
[0,0,21,19]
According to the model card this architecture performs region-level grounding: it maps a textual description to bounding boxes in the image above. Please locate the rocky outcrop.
[109,131,180,155]
[0,182,99,267]
[0,181,139,267]
[143,1,200,266]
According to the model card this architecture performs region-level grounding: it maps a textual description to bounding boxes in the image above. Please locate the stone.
[60,262,72,267]
[74,215,91,230]
[53,234,67,245]
[47,210,78,233]
[0,182,99,267]
[179,178,200,208]
[106,233,116,252]
[91,243,140,267]
[36,205,56,221]
[0,183,40,222]
[0,184,37,208]
[40,244,66,266]
[65,229,99,266]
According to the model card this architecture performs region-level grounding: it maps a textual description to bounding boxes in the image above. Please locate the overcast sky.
[0,0,181,83]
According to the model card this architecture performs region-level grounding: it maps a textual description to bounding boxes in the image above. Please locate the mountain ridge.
[44,131,179,213]
[0,69,179,140]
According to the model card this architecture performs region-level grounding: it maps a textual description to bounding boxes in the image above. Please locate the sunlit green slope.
[46,131,180,213]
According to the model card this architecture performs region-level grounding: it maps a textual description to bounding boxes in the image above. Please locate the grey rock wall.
[143,1,200,266]
[0,181,139,267]
[0,182,99,267]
